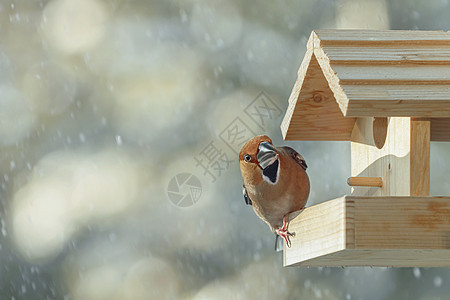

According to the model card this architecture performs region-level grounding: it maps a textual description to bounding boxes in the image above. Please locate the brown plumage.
[239,135,310,247]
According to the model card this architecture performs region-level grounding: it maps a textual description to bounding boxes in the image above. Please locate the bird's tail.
[275,234,284,252]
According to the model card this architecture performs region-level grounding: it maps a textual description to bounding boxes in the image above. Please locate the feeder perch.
[281,29,450,267]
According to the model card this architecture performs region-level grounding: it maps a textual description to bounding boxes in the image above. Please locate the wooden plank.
[351,117,411,196]
[281,36,356,141]
[319,40,450,47]
[346,100,450,117]
[293,249,450,267]
[314,29,450,47]
[281,44,314,139]
[333,65,450,82]
[341,84,450,117]
[342,85,450,101]
[314,29,450,41]
[341,80,450,85]
[284,196,450,267]
[410,118,431,196]
[283,197,347,267]
[323,46,450,64]
[281,81,301,139]
[313,32,351,115]
[351,196,448,249]
[281,50,311,139]
[431,118,450,141]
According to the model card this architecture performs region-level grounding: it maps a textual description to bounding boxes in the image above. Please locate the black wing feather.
[243,185,252,205]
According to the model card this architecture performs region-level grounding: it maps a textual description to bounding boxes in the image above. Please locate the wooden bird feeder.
[281,29,450,267]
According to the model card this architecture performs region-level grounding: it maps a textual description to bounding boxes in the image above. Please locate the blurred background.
[1,0,450,299]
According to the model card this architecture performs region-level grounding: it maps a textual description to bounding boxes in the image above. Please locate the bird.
[239,135,310,249]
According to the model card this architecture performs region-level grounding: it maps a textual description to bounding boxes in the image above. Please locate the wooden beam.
[284,196,450,267]
[335,65,450,82]
[342,87,450,117]
[313,29,450,44]
[321,46,450,64]
[410,118,431,196]
[431,118,450,141]
[280,45,314,139]
[284,197,347,265]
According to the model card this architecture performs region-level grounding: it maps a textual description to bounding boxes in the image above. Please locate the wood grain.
[281,44,355,141]
[347,177,383,187]
[314,29,450,41]
[283,197,347,266]
[431,118,450,141]
[410,118,430,196]
[342,85,450,100]
[334,65,450,82]
[314,30,450,118]
[351,117,411,196]
[350,117,430,197]
[284,196,450,267]
[280,30,450,267]
[322,46,450,64]
[281,29,450,140]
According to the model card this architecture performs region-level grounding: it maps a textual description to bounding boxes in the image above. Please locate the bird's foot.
[276,228,295,248]
[276,215,295,248]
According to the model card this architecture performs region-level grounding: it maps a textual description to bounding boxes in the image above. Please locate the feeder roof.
[281,29,450,141]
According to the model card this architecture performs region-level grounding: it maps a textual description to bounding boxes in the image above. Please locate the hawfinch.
[239,135,310,249]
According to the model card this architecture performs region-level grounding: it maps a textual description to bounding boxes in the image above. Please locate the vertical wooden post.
[410,118,430,196]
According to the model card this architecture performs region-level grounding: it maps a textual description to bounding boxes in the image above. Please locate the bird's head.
[239,135,273,165]
[239,135,279,181]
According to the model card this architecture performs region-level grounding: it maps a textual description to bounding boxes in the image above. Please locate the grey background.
[1,0,450,299]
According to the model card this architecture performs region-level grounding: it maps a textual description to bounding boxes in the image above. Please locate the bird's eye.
[244,154,251,162]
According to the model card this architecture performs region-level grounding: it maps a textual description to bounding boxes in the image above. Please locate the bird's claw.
[276,228,295,248]
[276,214,295,248]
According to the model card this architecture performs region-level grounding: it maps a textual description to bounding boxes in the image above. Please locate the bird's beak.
[257,141,278,169]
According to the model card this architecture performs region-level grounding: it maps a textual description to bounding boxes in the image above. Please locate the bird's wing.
[280,146,307,170]
[243,185,252,205]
